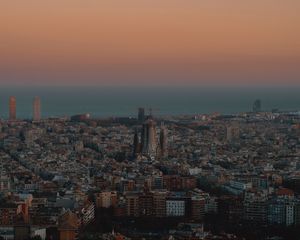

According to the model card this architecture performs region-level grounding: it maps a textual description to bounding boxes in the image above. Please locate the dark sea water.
[0,86,300,119]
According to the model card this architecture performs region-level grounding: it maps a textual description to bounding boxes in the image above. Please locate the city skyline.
[1,100,300,240]
[1,85,300,120]
[0,0,299,86]
[1,1,300,240]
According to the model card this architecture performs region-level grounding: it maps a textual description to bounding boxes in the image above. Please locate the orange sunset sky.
[0,0,299,85]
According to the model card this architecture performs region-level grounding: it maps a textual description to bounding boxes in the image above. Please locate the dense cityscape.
[1,97,300,240]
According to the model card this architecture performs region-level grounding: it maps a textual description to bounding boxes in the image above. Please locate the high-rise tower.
[138,108,145,123]
[253,99,262,112]
[33,96,41,121]
[9,96,16,121]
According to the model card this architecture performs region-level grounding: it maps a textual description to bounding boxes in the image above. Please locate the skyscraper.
[9,96,16,121]
[138,108,145,123]
[33,96,41,121]
[253,99,262,112]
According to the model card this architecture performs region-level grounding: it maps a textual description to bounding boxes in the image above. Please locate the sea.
[0,86,300,119]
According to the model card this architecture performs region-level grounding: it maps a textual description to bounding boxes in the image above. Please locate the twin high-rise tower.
[8,96,41,121]
[9,96,17,121]
[33,96,41,121]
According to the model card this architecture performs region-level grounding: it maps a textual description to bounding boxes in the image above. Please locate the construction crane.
[148,107,160,117]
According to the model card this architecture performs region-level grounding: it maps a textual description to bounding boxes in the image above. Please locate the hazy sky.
[0,0,299,86]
